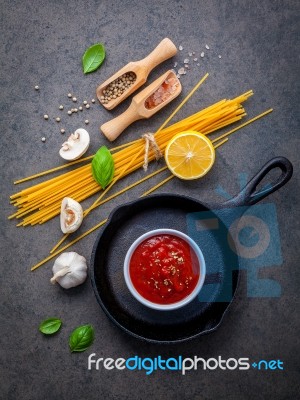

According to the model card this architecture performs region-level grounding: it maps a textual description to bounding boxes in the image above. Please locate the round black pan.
[91,157,293,343]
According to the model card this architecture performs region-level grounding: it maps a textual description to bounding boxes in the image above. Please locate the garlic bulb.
[50,252,87,289]
[59,128,90,161]
[60,197,83,233]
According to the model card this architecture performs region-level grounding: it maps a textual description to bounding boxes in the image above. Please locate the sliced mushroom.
[60,197,83,233]
[59,128,90,161]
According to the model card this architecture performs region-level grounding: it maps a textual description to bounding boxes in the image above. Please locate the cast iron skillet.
[91,157,293,343]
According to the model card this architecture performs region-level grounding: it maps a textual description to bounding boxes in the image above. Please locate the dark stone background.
[1,1,299,399]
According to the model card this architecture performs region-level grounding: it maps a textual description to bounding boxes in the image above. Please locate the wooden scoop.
[96,38,177,110]
[100,70,182,141]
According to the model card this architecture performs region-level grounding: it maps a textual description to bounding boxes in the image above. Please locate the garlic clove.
[59,128,90,161]
[60,197,83,233]
[51,252,87,289]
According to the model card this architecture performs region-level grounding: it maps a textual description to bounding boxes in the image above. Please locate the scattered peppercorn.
[55,117,61,122]
[44,114,49,120]
[41,137,46,142]
[72,97,77,102]
[67,93,72,98]
[67,110,72,115]
[85,120,89,125]
[85,104,90,109]
[35,85,39,90]
[83,100,87,105]
[60,128,65,134]
[91,99,95,103]
[59,105,64,110]
[79,106,83,111]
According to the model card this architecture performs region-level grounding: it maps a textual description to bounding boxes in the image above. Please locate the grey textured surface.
[1,0,299,399]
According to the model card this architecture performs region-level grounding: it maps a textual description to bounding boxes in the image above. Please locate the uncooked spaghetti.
[10,85,256,226]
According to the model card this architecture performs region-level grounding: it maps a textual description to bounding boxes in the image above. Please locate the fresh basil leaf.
[82,43,105,74]
[39,318,62,335]
[91,146,115,189]
[69,324,94,353]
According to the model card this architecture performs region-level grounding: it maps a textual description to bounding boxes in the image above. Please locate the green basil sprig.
[69,324,94,353]
[82,43,106,74]
[92,146,115,189]
[39,318,62,335]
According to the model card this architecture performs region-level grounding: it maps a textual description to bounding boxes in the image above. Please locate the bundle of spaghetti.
[9,89,253,226]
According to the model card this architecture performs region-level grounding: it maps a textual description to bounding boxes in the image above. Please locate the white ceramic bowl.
[123,228,206,311]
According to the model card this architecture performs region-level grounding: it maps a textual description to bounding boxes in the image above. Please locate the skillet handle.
[223,157,293,208]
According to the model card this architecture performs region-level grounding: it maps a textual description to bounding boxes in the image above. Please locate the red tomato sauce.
[129,234,200,305]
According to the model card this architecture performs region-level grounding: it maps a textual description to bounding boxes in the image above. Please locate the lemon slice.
[165,131,215,180]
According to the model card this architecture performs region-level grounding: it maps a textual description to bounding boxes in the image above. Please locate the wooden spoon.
[96,38,177,110]
[100,70,182,141]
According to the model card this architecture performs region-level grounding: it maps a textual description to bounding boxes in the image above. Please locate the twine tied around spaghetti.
[142,133,163,171]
